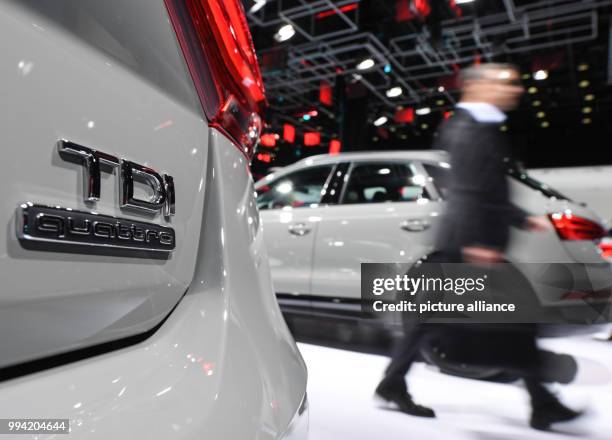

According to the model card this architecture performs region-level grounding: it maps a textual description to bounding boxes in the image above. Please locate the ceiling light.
[249,0,267,13]
[357,58,375,70]
[536,111,545,118]
[584,94,595,101]
[374,116,388,126]
[455,0,475,4]
[578,80,589,88]
[386,86,403,98]
[415,107,431,116]
[522,73,531,80]
[577,63,589,72]
[420,123,429,129]
[527,86,537,94]
[500,125,508,132]
[582,117,592,124]
[582,107,592,114]
[435,99,445,106]
[274,24,295,42]
[541,121,549,128]
[533,70,548,80]
[532,100,541,107]
[437,86,445,92]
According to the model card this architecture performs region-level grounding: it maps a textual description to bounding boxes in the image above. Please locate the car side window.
[423,164,451,199]
[256,165,334,210]
[341,162,429,204]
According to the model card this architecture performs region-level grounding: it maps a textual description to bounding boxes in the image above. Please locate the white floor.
[299,336,612,439]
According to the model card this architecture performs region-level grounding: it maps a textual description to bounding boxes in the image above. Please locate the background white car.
[255,151,612,324]
[0,0,307,438]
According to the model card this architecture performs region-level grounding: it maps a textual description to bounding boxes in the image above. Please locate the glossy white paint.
[256,151,611,303]
[310,201,440,298]
[0,0,209,367]
[0,132,308,439]
[261,207,320,295]
[0,1,308,437]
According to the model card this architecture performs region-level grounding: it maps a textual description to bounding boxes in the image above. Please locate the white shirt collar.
[456,102,506,123]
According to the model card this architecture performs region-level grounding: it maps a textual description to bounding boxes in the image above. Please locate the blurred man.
[375,63,581,430]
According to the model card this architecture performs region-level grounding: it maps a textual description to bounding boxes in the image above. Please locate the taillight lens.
[548,213,606,241]
[599,239,612,260]
[164,0,266,158]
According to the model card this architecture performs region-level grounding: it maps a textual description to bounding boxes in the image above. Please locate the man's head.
[459,63,524,111]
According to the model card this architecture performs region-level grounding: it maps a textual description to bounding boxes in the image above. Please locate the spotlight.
[500,125,508,132]
[437,86,445,92]
[455,0,475,4]
[415,107,431,116]
[302,114,311,121]
[536,111,545,118]
[541,121,549,128]
[249,0,267,13]
[357,58,375,70]
[374,116,388,126]
[385,87,403,98]
[435,100,445,106]
[582,107,592,114]
[420,123,429,129]
[274,24,295,42]
[384,64,392,73]
[577,63,589,72]
[521,73,531,80]
[527,87,537,94]
[578,80,589,88]
[584,94,595,101]
[533,70,548,80]
[532,100,541,107]
[582,117,592,124]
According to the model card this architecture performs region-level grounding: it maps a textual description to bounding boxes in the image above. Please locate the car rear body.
[0,0,307,438]
[255,151,612,325]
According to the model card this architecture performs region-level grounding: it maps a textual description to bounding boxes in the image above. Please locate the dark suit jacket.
[434,108,528,253]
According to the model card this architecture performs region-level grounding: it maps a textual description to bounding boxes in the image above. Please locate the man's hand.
[462,246,504,264]
[524,215,552,232]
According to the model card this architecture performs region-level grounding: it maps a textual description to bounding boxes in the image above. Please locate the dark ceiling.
[245,0,612,175]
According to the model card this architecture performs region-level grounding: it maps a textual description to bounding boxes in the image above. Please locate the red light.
[443,111,452,120]
[394,107,414,124]
[599,240,612,260]
[283,124,296,143]
[256,153,272,163]
[308,109,318,117]
[414,0,431,18]
[396,0,415,21]
[164,0,266,158]
[260,134,276,148]
[304,132,321,147]
[320,81,333,106]
[316,3,358,19]
[548,213,606,241]
[329,139,342,155]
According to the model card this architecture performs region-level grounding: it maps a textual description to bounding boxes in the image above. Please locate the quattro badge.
[17,203,175,253]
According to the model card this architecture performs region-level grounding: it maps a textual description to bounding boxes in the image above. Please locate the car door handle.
[400,218,431,232]
[288,223,312,236]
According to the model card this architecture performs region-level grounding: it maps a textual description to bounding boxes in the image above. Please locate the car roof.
[255,150,448,186]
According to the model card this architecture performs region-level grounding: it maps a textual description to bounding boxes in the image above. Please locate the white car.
[0,0,307,438]
[255,151,612,324]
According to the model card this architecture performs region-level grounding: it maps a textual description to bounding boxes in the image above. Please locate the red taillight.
[599,240,612,260]
[548,213,606,241]
[164,0,266,158]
